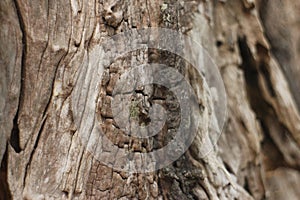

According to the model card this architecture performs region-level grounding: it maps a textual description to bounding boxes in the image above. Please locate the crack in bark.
[10,112,21,153]
[11,0,27,153]
[22,115,48,189]
[0,146,12,200]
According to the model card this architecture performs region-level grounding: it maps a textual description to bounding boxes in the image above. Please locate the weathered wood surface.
[1,0,299,199]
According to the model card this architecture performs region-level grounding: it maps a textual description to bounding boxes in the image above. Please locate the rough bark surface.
[0,0,299,200]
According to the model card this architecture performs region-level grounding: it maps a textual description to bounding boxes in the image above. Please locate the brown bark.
[1,0,300,199]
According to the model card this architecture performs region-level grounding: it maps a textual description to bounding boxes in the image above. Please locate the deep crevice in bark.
[0,147,12,200]
[10,112,22,153]
[11,0,27,152]
[238,36,300,171]
[258,0,300,110]
[243,177,251,196]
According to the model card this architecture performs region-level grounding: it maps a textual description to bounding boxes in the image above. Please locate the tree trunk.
[1,0,300,199]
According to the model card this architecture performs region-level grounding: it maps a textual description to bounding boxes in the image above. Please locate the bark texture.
[0,0,300,199]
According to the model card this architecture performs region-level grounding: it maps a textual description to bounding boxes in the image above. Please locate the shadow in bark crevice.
[0,147,12,200]
[10,0,27,153]
[10,112,22,153]
[238,36,300,171]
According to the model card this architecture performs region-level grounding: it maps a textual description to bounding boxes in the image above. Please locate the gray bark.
[1,0,300,199]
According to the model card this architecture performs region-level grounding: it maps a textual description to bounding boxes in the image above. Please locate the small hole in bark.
[111,5,116,12]
[62,191,69,197]
[74,41,80,47]
[216,40,223,47]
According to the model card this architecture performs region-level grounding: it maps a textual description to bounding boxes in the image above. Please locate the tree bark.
[1,0,300,199]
